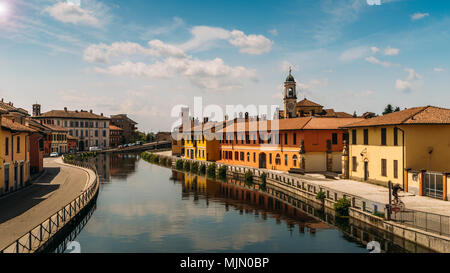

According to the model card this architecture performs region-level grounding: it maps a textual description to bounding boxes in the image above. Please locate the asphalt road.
[0,157,88,249]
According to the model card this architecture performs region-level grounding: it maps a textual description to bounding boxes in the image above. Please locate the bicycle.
[391,195,405,212]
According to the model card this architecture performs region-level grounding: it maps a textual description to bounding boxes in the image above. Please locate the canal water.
[56,153,431,253]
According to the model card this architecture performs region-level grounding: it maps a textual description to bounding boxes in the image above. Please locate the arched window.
[275,154,281,165]
[293,155,298,167]
[247,152,250,162]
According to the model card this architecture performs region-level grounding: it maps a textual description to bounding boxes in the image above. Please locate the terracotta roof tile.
[342,106,450,127]
[1,117,35,132]
[303,117,364,130]
[109,125,123,131]
[296,98,323,107]
[38,109,110,120]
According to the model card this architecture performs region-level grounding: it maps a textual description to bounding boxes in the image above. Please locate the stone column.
[341,140,349,179]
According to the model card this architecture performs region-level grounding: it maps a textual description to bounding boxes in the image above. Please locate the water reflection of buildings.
[93,153,139,182]
[172,170,433,253]
[174,171,331,235]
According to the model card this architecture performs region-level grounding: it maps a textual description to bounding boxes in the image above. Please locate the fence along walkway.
[391,209,450,237]
[0,160,99,253]
[159,153,450,239]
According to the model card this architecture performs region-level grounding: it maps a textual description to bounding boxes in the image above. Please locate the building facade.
[342,106,450,201]
[217,116,359,172]
[32,105,110,151]
[109,125,123,147]
[183,120,220,162]
[110,114,137,144]
[0,117,34,195]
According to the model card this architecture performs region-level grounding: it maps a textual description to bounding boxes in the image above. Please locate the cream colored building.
[32,104,110,151]
[343,106,450,201]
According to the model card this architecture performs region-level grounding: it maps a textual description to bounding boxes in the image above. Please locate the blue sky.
[0,0,449,132]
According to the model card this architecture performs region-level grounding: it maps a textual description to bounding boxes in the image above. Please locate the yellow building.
[343,106,450,201]
[183,120,220,162]
[1,117,35,195]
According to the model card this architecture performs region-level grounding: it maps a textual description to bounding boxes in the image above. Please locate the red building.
[27,119,49,175]
[67,135,78,153]
[109,124,123,147]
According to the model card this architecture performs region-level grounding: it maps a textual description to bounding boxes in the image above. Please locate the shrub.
[373,211,385,218]
[160,157,167,166]
[334,197,351,216]
[184,161,191,172]
[316,191,326,201]
[191,161,199,173]
[199,164,206,175]
[259,172,267,183]
[176,159,184,170]
[218,166,227,179]
[166,158,172,167]
[206,163,216,178]
[244,170,253,185]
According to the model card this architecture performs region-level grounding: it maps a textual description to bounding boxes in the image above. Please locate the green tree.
[394,106,401,112]
[353,111,357,118]
[383,104,394,115]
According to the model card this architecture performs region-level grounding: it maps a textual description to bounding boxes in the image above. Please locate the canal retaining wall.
[148,152,450,253]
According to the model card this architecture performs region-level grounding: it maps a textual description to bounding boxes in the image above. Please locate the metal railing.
[0,159,99,253]
[150,153,450,238]
[391,209,450,237]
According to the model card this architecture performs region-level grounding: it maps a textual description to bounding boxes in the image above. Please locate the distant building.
[32,104,110,151]
[67,135,78,153]
[27,119,50,174]
[280,70,352,119]
[109,125,123,147]
[110,114,137,144]
[342,106,450,201]
[155,131,171,142]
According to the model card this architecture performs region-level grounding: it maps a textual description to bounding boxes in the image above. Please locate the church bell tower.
[283,68,297,118]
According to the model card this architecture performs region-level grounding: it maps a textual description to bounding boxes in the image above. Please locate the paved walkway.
[0,157,93,249]
[158,150,450,217]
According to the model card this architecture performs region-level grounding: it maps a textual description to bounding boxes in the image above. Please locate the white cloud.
[433,68,445,72]
[95,56,257,91]
[383,46,399,56]
[180,26,272,55]
[395,79,412,92]
[339,46,370,61]
[395,68,422,93]
[405,68,421,81]
[44,1,100,27]
[370,46,379,54]
[365,56,392,67]
[83,40,186,63]
[411,12,429,20]
[229,30,273,55]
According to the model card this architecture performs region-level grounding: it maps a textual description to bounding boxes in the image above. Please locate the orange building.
[217,116,362,172]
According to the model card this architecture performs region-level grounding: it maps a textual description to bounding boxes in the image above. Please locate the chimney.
[245,112,249,121]
[64,107,67,112]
